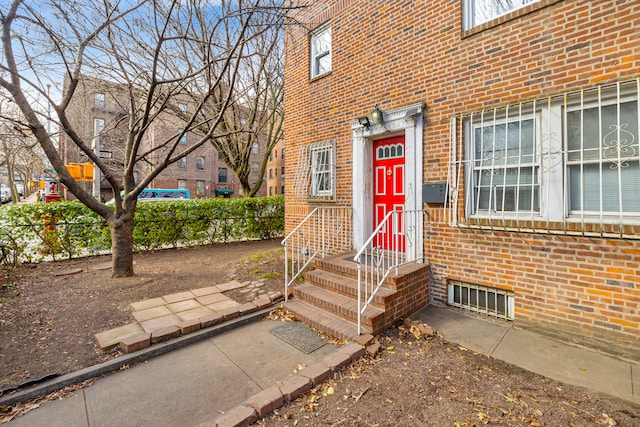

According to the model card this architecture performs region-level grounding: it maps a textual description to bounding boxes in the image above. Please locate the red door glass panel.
[372,135,405,252]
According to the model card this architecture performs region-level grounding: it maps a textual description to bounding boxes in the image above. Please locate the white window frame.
[218,167,228,183]
[196,156,205,171]
[465,110,541,217]
[94,93,105,109]
[310,140,335,197]
[461,80,640,226]
[93,118,105,150]
[463,0,540,31]
[310,22,331,79]
[177,156,187,169]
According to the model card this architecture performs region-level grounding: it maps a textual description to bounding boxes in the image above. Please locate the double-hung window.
[196,156,205,171]
[291,140,336,200]
[463,0,540,31]
[566,95,640,215]
[310,23,331,79]
[468,111,539,214]
[177,156,187,169]
[310,140,334,197]
[460,80,640,230]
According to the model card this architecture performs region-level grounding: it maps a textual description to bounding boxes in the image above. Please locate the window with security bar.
[454,79,640,232]
[311,141,333,196]
[469,111,540,214]
[291,139,336,201]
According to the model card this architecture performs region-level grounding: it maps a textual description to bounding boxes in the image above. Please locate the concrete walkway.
[4,319,339,427]
[4,305,638,426]
[414,305,639,405]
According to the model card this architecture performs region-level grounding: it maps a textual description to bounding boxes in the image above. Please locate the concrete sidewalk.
[4,319,339,427]
[4,305,638,426]
[414,305,639,405]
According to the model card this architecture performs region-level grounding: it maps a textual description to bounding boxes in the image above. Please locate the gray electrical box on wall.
[423,183,448,204]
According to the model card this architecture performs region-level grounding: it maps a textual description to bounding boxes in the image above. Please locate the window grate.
[447,280,514,320]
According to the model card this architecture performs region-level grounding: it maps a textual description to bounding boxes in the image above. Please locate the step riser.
[292,287,382,329]
[305,274,391,309]
[288,255,430,340]
[284,300,364,340]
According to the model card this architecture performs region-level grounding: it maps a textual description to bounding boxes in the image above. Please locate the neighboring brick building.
[266,139,285,196]
[59,76,266,200]
[284,0,640,357]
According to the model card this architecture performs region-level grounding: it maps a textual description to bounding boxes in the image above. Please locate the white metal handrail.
[354,209,427,335]
[282,206,352,300]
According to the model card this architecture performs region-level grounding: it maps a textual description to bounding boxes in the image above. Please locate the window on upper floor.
[196,156,205,171]
[252,143,259,155]
[95,93,106,109]
[177,156,187,169]
[178,103,188,114]
[218,167,228,183]
[178,129,187,144]
[94,118,105,148]
[463,0,540,31]
[456,80,640,228]
[310,22,331,79]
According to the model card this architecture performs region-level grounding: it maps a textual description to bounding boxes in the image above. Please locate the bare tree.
[0,94,45,203]
[0,0,298,277]
[198,20,284,197]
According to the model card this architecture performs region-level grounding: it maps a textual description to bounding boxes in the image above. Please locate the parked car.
[0,188,11,204]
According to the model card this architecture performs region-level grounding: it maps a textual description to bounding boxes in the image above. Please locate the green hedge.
[0,196,284,265]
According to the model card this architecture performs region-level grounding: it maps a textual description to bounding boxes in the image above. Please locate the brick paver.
[207,299,240,311]
[166,299,202,313]
[191,285,222,297]
[95,323,145,349]
[129,297,166,311]
[162,290,196,304]
[243,386,283,418]
[133,305,173,322]
[95,279,282,354]
[176,306,214,322]
[196,292,229,306]
[140,314,181,333]
[216,280,245,291]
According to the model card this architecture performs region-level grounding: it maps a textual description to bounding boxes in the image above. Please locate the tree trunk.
[110,214,135,278]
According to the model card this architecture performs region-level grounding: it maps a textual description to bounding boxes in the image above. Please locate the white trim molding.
[351,102,425,258]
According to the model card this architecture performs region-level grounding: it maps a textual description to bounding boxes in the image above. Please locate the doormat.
[270,322,327,354]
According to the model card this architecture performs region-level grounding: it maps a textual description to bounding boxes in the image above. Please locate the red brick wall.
[284,0,640,354]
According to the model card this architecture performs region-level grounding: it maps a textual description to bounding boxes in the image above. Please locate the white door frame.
[351,102,424,260]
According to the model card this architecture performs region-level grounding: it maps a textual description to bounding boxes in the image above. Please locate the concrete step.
[283,299,360,340]
[292,283,385,330]
[304,270,395,308]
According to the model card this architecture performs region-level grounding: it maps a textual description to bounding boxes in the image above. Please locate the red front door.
[373,135,405,252]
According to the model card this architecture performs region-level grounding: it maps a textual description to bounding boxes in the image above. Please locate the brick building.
[282,0,640,356]
[59,76,266,200]
[266,139,285,196]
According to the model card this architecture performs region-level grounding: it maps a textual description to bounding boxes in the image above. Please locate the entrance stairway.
[284,252,430,340]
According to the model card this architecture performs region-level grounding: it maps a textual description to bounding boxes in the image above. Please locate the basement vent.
[447,280,514,320]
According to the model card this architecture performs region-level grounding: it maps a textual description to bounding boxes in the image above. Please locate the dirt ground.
[1,239,639,426]
[0,239,285,394]
[257,325,640,427]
